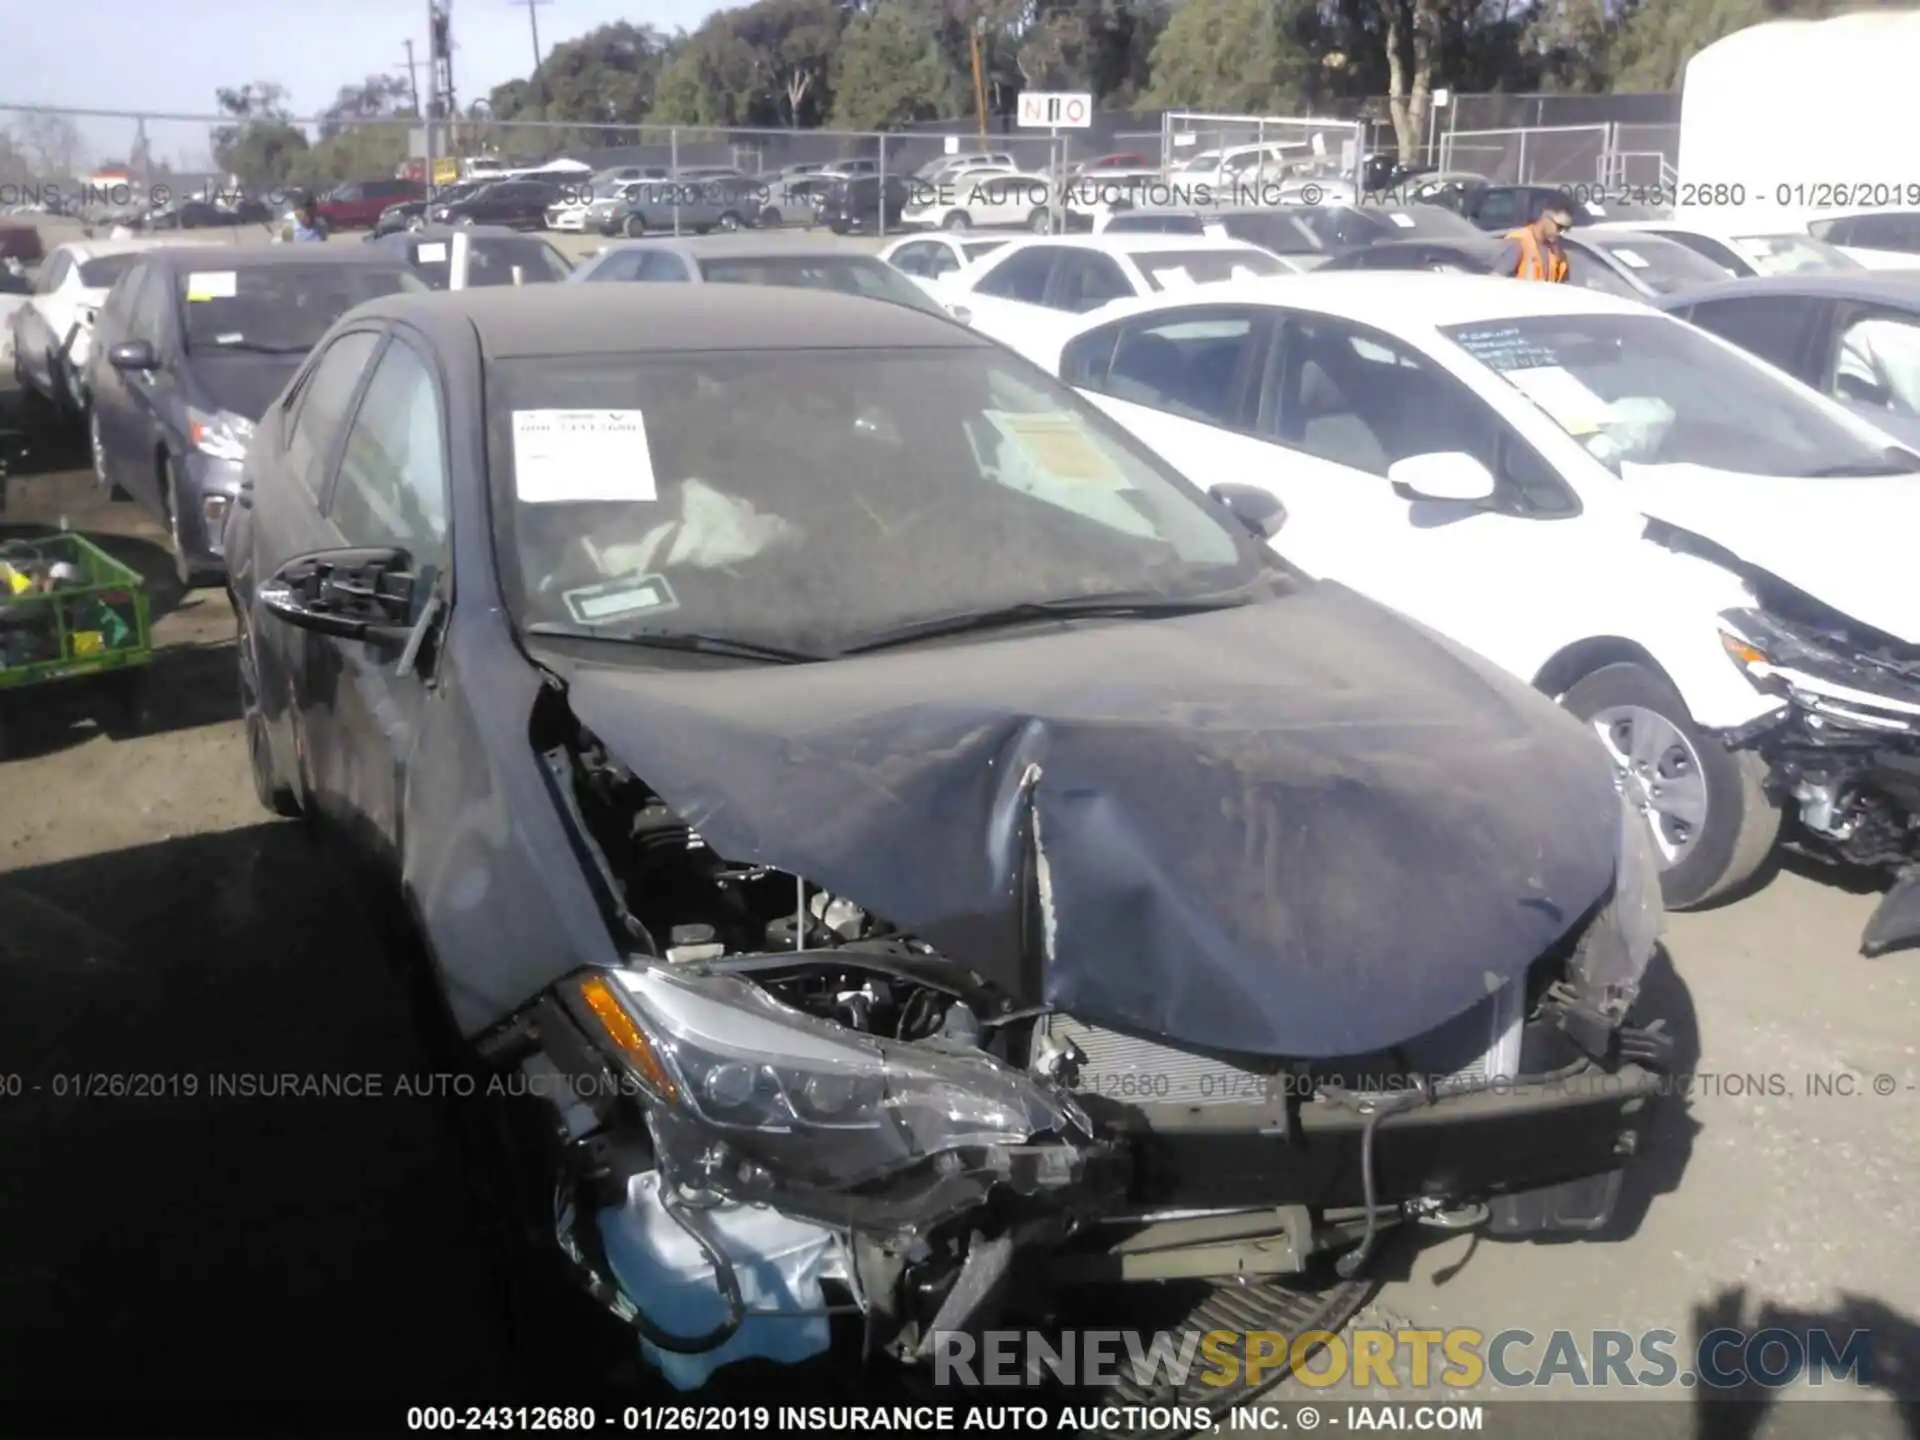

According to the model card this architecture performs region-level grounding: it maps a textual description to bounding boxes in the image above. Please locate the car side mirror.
[1209,482,1288,539]
[260,547,422,644]
[1835,371,1891,407]
[1387,451,1498,504]
[108,340,158,371]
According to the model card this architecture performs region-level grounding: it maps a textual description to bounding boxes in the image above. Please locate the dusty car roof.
[376,225,538,243]
[136,245,415,270]
[1054,271,1655,333]
[589,234,884,261]
[1658,271,1920,306]
[364,283,989,358]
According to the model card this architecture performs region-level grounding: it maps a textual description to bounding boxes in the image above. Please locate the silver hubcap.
[1589,705,1709,866]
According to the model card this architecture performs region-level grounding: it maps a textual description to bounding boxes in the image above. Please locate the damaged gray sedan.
[223,284,1672,1396]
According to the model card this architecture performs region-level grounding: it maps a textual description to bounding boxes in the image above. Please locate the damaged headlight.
[1720,607,1920,720]
[571,967,1092,1195]
[1569,791,1665,1016]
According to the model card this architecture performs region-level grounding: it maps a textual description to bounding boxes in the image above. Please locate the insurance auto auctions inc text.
[933,1326,1874,1392]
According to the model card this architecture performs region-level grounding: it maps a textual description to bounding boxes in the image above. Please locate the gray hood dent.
[554,583,1619,1059]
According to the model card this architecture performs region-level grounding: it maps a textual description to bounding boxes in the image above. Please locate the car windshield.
[963,240,1009,261]
[78,252,141,288]
[696,255,948,316]
[489,347,1266,656]
[1576,233,1730,293]
[1441,312,1920,478]
[1732,233,1863,275]
[1213,211,1321,255]
[1350,206,1481,241]
[1132,247,1286,289]
[178,264,425,353]
[408,236,571,288]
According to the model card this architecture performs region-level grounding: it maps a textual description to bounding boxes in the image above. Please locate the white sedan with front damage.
[928,234,1294,350]
[7,238,161,417]
[1018,271,1920,954]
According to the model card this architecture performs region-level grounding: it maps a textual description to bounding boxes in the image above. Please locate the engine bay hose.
[621,1190,749,1354]
[1335,1078,1431,1280]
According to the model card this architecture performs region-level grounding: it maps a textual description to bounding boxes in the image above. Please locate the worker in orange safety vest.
[1497,197,1574,282]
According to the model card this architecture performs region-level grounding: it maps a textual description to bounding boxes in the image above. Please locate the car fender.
[1525,541,1787,733]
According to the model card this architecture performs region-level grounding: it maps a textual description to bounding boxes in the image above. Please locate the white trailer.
[1675,11,1920,233]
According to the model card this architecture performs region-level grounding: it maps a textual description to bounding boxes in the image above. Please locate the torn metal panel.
[547,583,1619,1058]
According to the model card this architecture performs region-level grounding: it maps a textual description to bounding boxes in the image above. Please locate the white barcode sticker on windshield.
[1611,247,1649,269]
[1389,212,1416,228]
[512,409,657,504]
[417,242,448,262]
[186,271,236,301]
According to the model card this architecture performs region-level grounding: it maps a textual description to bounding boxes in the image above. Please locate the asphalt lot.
[2,223,1917,1436]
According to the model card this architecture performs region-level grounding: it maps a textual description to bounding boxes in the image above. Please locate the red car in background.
[316,178,426,230]
[0,221,45,263]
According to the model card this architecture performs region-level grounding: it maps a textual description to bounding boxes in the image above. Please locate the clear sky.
[6,0,721,168]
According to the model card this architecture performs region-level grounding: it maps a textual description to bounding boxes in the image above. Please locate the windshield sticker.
[1505,366,1611,436]
[561,573,679,626]
[1610,247,1650,269]
[416,242,448,263]
[1586,202,1607,215]
[1448,325,1562,372]
[214,332,244,345]
[986,411,1128,487]
[185,271,237,301]
[1150,265,1195,289]
[512,409,657,504]
[1389,212,1416,228]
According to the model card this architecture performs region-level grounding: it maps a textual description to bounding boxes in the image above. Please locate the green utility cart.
[0,533,153,760]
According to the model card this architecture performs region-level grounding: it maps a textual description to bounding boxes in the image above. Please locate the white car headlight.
[568,966,1091,1199]
[187,406,255,461]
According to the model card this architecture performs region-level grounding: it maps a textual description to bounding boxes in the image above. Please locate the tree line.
[2,0,1846,192]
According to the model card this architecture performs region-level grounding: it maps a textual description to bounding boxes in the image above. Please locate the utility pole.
[970,19,990,144]
[428,0,455,188]
[511,0,552,102]
[400,40,422,118]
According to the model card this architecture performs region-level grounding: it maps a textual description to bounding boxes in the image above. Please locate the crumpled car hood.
[1621,462,1920,643]
[552,584,1619,1059]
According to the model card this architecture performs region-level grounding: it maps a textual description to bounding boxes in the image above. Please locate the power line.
[509,0,552,79]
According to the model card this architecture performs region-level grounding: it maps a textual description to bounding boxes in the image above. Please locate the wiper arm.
[196,339,309,354]
[838,590,1254,656]
[525,621,825,664]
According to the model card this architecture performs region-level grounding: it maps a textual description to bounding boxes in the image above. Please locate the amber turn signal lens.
[577,975,678,1100]
[1720,633,1766,665]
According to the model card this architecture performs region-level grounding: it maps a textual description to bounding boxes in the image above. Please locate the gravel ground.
[1,252,1916,1436]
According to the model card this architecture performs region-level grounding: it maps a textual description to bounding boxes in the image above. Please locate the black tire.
[621,214,646,238]
[759,206,782,228]
[1560,662,1781,909]
[1027,206,1051,233]
[99,668,151,741]
[943,210,972,231]
[716,210,742,232]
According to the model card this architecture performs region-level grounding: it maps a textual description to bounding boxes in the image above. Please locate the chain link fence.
[2,99,1682,241]
[1436,123,1613,187]
[1159,111,1367,195]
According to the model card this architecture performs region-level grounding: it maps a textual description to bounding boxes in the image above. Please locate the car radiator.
[1039,983,1524,1109]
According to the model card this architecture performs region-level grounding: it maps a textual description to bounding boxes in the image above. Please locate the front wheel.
[1561,662,1781,909]
[715,210,742,232]
[621,213,646,238]
[1027,206,1051,233]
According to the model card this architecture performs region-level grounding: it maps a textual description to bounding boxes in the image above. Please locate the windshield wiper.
[196,339,311,354]
[838,590,1256,656]
[524,621,825,664]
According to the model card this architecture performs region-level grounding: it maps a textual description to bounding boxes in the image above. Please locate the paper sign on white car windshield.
[1150,265,1195,289]
[417,242,448,263]
[512,410,657,503]
[1505,366,1610,436]
[1389,213,1416,228]
[185,271,236,301]
[1610,248,1649,269]
[987,411,1127,487]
